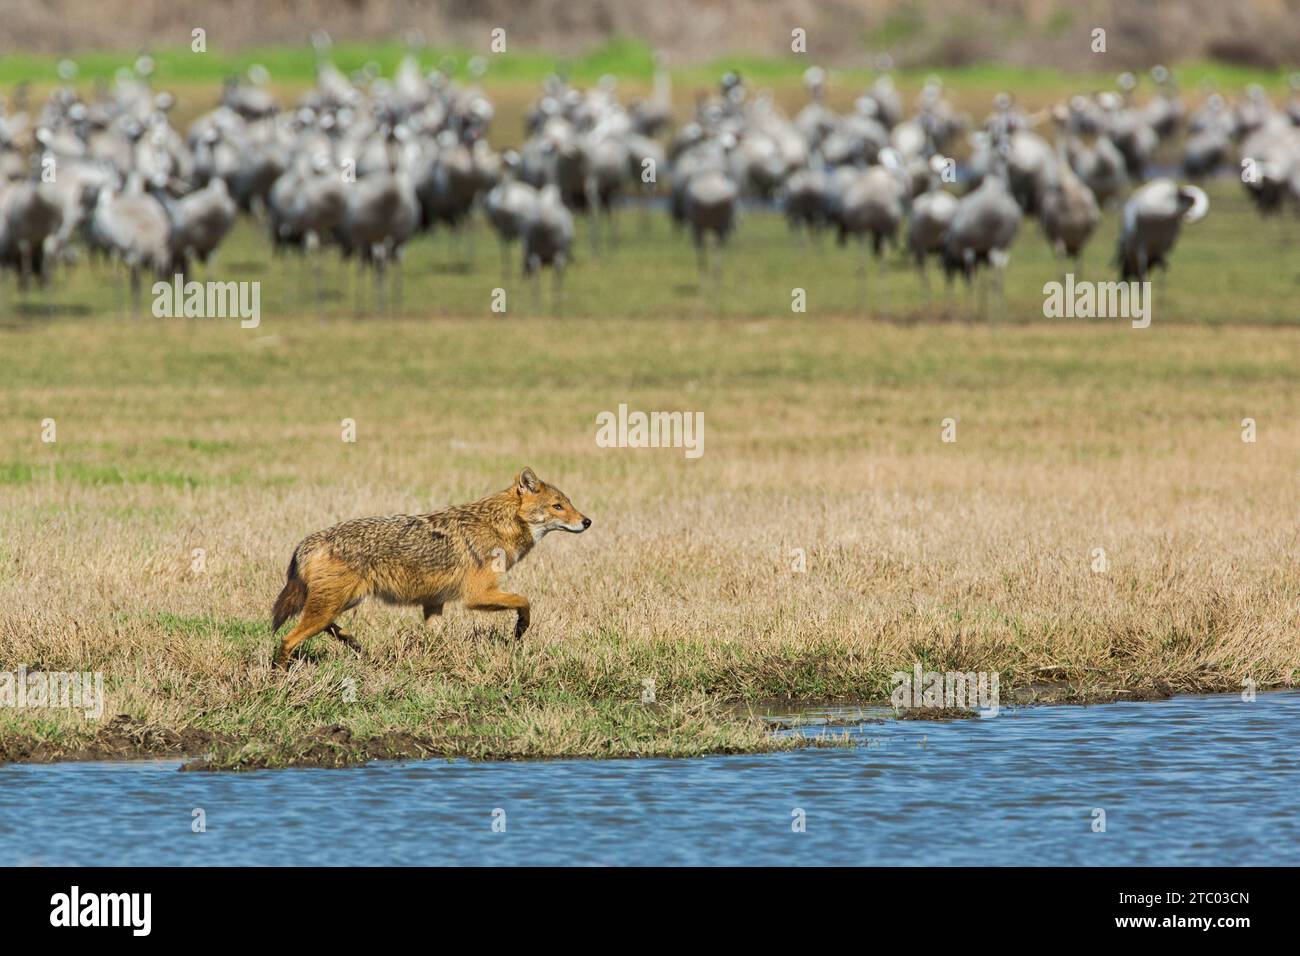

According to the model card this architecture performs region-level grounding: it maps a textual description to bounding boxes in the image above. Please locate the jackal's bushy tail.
[272,551,307,632]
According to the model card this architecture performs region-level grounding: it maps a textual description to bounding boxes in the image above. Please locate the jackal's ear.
[516,467,540,493]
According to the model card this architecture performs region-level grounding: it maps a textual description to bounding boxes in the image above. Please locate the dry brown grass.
[1,314,1298,766]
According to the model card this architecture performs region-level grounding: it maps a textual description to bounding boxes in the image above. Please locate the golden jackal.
[271,468,590,667]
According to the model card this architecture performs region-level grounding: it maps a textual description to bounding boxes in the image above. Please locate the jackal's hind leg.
[422,602,444,622]
[325,623,362,653]
[275,571,357,667]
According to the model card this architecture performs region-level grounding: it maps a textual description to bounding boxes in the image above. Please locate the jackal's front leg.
[464,571,531,639]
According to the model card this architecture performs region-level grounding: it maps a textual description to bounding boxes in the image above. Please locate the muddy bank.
[0,716,447,772]
[178,726,443,772]
[0,681,1210,772]
[1010,680,1179,705]
[0,714,447,771]
[753,680,1180,727]
[0,715,235,766]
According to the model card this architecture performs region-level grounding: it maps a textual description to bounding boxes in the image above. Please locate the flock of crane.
[2,52,1299,313]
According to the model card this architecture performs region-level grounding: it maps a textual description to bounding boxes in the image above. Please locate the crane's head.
[1179,185,1209,224]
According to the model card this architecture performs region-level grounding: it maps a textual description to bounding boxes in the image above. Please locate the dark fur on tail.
[272,551,307,633]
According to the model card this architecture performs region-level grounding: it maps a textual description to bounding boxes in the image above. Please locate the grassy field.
[4,38,1292,92]
[6,179,1300,326]
[1,179,1298,769]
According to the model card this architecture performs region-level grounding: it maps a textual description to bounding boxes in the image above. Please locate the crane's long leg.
[312,245,325,313]
[855,239,867,317]
[353,257,365,316]
[553,260,565,317]
[640,183,653,237]
[391,243,404,313]
[18,241,32,294]
[877,246,890,317]
[129,266,142,317]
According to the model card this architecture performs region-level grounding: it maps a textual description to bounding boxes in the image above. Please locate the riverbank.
[3,286,1299,771]
[0,672,1282,772]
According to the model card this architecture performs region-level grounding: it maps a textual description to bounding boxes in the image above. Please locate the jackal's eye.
[552,503,564,510]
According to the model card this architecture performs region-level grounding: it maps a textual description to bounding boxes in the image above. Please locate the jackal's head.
[514,467,591,537]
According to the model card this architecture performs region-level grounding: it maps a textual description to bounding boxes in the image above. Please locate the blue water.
[2,691,1297,866]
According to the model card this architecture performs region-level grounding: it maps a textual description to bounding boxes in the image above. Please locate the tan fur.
[271,467,589,667]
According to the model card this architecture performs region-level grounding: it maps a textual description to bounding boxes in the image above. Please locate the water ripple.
[1,691,1296,866]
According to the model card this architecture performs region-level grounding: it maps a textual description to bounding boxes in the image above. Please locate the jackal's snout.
[554,503,590,533]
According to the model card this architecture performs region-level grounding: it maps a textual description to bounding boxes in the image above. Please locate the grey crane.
[915,78,967,154]
[521,183,574,312]
[41,158,119,265]
[629,55,673,137]
[1141,67,1185,141]
[682,166,738,280]
[1004,129,1058,216]
[668,139,726,234]
[1064,133,1127,207]
[336,142,420,311]
[224,124,289,214]
[89,178,174,307]
[818,112,890,167]
[1182,93,1234,178]
[907,155,959,287]
[794,67,837,151]
[414,131,481,240]
[1182,126,1231,178]
[782,165,829,240]
[167,175,237,277]
[828,148,910,313]
[484,151,540,277]
[623,131,665,233]
[942,144,1023,296]
[221,71,278,121]
[1040,157,1100,272]
[267,153,348,306]
[1102,92,1158,179]
[552,128,591,211]
[583,132,631,249]
[834,149,909,268]
[1116,179,1208,281]
[268,154,347,252]
[861,75,903,130]
[1055,102,1127,207]
[1239,116,1300,216]
[0,181,64,290]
